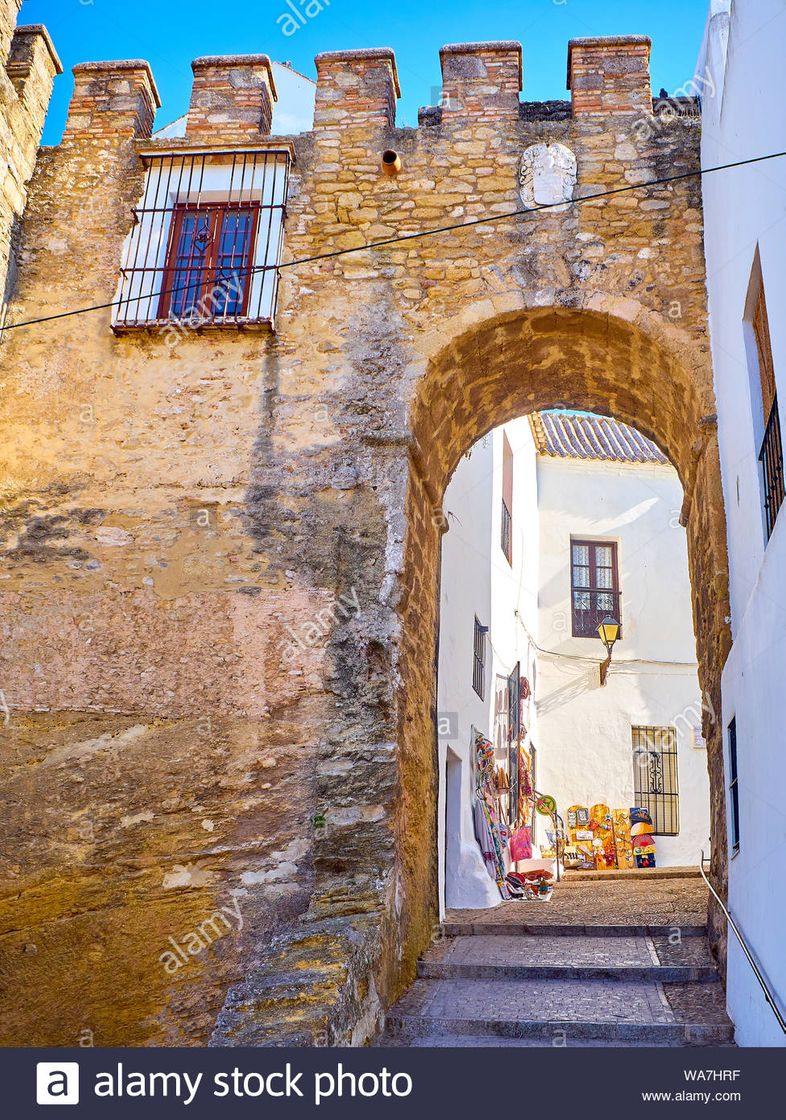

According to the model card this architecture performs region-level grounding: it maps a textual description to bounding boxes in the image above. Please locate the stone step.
[385,977,735,1047]
[443,921,708,938]
[379,1033,735,1048]
[419,962,716,982]
[562,867,702,882]
[418,933,718,983]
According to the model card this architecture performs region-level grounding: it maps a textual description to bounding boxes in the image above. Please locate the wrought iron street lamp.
[597,615,620,686]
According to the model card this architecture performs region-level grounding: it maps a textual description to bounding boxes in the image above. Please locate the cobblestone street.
[381,872,735,1047]
[446,870,708,929]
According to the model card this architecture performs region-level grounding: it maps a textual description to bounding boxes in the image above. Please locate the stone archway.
[390,298,731,997]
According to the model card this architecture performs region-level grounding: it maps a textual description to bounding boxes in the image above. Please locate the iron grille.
[113,149,290,331]
[571,540,622,638]
[759,395,784,540]
[572,587,622,639]
[728,718,740,853]
[632,725,679,836]
[472,617,487,700]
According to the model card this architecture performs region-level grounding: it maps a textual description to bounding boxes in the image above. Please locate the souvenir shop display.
[509,826,532,862]
[535,794,556,817]
[506,869,554,901]
[630,806,657,868]
[562,846,584,869]
[612,808,635,870]
[589,803,616,870]
[470,727,561,901]
[566,804,595,869]
[546,802,656,875]
[516,743,533,819]
[472,733,511,898]
[535,799,565,878]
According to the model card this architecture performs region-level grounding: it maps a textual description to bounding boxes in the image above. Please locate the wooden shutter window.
[502,433,513,509]
[158,201,259,321]
[753,278,777,419]
[571,539,621,637]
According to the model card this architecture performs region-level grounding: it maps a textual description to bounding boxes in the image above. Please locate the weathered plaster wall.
[0,24,730,1045]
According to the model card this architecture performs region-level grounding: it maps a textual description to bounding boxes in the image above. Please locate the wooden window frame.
[157,201,260,321]
[753,278,777,420]
[570,538,622,639]
[748,268,784,539]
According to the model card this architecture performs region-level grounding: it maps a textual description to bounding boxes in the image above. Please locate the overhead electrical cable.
[2,149,785,334]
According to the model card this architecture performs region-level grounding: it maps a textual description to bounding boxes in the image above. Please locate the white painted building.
[699,0,786,1048]
[437,412,710,914]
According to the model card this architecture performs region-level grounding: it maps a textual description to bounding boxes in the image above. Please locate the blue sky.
[22,0,709,143]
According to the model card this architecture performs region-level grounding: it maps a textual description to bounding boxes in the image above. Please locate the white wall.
[437,421,540,913]
[700,0,786,1047]
[534,454,710,867]
[437,434,498,912]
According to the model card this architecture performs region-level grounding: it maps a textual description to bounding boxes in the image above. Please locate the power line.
[3,148,785,335]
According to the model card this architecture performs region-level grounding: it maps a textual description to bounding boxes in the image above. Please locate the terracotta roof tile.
[531,411,668,465]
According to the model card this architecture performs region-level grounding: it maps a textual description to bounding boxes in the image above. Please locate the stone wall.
[0,0,60,307]
[0,15,730,1046]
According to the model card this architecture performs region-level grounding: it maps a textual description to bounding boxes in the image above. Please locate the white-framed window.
[113,149,290,332]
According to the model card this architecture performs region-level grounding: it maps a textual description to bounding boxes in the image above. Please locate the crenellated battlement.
[567,35,652,115]
[314,48,400,130]
[63,59,160,140]
[439,41,522,121]
[52,34,656,143]
[187,55,277,140]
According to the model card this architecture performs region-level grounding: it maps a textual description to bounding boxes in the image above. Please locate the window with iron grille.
[632,726,679,835]
[759,395,784,539]
[750,272,784,539]
[500,501,512,564]
[501,432,513,564]
[571,539,622,638]
[728,717,740,853]
[159,202,259,320]
[113,149,290,331]
[472,617,487,700]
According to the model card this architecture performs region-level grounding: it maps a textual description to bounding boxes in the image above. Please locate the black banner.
[8,1045,776,1117]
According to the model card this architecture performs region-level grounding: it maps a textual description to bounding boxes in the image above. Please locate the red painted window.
[570,539,621,638]
[158,202,259,320]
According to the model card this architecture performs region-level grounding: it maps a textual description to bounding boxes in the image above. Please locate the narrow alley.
[383,871,734,1046]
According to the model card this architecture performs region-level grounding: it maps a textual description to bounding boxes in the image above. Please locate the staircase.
[380,874,735,1047]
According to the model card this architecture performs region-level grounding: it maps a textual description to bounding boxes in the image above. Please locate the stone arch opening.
[392,303,731,990]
